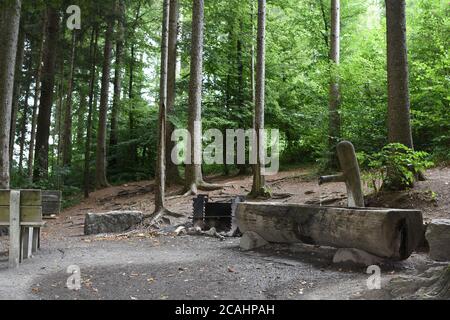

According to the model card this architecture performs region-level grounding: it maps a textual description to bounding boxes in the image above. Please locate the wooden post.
[8,190,20,268]
[319,141,365,207]
[336,141,364,207]
[20,226,30,261]
[32,228,39,253]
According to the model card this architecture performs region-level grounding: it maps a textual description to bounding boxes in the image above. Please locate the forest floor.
[0,166,449,300]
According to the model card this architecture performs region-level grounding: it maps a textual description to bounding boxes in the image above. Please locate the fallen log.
[236,202,423,260]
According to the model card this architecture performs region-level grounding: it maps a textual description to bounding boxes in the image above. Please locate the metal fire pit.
[193,194,245,234]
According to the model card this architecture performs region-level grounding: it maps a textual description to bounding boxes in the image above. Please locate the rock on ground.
[426,219,450,262]
[333,248,384,266]
[240,231,268,251]
[84,211,144,235]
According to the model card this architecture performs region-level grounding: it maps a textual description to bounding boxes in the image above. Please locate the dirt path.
[1,166,449,300]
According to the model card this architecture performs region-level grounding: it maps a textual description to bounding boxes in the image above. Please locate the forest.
[0,0,449,302]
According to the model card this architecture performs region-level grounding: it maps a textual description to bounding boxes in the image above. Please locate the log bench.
[0,190,44,268]
[236,202,423,260]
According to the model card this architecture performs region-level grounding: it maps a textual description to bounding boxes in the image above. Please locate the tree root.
[145,207,183,226]
[179,181,223,197]
[387,265,450,300]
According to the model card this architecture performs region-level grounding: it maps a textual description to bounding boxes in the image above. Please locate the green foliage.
[8,0,449,196]
[358,143,434,191]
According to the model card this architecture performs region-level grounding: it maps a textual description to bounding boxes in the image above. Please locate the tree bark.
[386,0,413,149]
[250,0,256,106]
[61,30,77,168]
[55,59,65,169]
[327,0,341,170]
[236,202,423,260]
[128,3,141,166]
[109,0,125,169]
[95,17,115,189]
[18,55,33,173]
[84,26,99,198]
[185,0,206,194]
[165,0,182,185]
[76,91,87,147]
[9,27,25,167]
[28,12,47,181]
[0,0,22,189]
[250,0,267,197]
[154,0,171,214]
[33,6,60,181]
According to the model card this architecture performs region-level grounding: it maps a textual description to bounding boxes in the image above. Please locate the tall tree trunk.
[76,91,87,147]
[250,0,267,197]
[165,0,182,185]
[128,44,135,162]
[109,0,125,169]
[33,6,60,181]
[327,0,341,170]
[184,0,206,194]
[0,0,22,189]
[61,30,77,168]
[128,3,141,166]
[84,26,99,198]
[236,20,248,176]
[18,55,33,174]
[9,27,25,167]
[18,83,30,174]
[386,0,413,149]
[250,0,256,107]
[28,12,47,181]
[154,0,170,215]
[95,17,114,189]
[55,58,65,168]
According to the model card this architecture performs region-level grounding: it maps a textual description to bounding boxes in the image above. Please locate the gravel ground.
[0,233,442,300]
[1,167,448,300]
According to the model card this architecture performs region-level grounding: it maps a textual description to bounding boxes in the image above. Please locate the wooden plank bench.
[0,190,44,268]
[42,190,62,216]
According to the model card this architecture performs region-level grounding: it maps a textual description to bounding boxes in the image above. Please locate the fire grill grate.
[192,194,245,234]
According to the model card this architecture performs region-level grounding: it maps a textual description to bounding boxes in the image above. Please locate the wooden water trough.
[236,202,423,260]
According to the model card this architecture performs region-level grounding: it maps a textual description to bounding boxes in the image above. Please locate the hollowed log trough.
[236,202,423,260]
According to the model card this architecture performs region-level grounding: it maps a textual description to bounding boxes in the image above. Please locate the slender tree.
[84,25,99,198]
[28,12,47,181]
[95,15,115,188]
[152,0,171,219]
[250,0,256,108]
[250,0,268,197]
[0,0,22,189]
[109,0,125,168]
[33,6,60,181]
[61,30,77,168]
[9,27,25,167]
[165,0,182,185]
[327,0,341,169]
[386,0,413,148]
[128,2,142,165]
[18,53,33,173]
[184,0,221,195]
